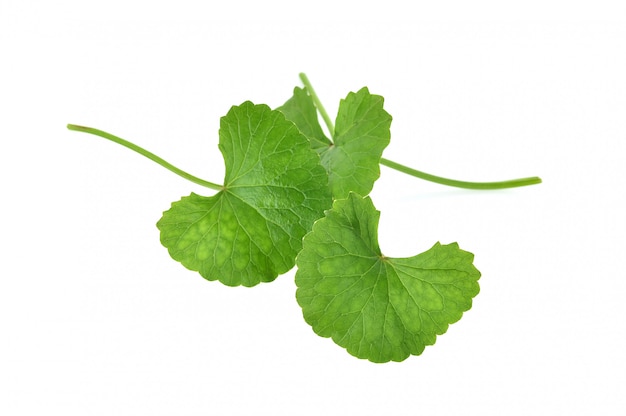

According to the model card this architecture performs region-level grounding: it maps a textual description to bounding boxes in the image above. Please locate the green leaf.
[295,193,480,362]
[276,87,332,152]
[279,87,392,199]
[157,102,331,287]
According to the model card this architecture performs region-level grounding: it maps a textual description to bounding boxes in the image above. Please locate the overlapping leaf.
[157,102,331,287]
[279,87,392,199]
[295,193,480,362]
[277,87,332,152]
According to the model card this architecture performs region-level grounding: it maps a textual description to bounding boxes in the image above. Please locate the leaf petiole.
[379,158,542,189]
[298,72,542,190]
[66,124,223,191]
[298,73,335,137]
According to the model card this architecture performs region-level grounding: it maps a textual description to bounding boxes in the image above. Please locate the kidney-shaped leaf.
[295,193,480,362]
[157,102,331,287]
[279,87,392,199]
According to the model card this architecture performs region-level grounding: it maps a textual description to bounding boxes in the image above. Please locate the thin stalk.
[298,72,542,190]
[380,158,542,189]
[299,72,335,136]
[67,124,223,191]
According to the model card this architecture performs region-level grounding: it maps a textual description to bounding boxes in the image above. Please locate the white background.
[2,1,625,414]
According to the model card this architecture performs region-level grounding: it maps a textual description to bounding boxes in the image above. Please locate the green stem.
[380,158,541,189]
[299,72,335,137]
[66,124,223,191]
[298,72,542,190]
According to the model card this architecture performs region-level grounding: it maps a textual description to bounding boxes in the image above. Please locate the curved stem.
[67,124,223,191]
[380,158,541,189]
[299,72,335,137]
[298,73,542,190]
